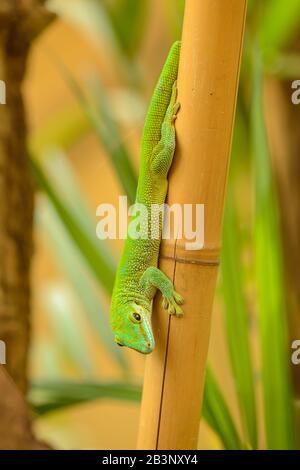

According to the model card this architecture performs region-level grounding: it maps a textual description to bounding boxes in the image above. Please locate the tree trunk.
[0,0,54,449]
[0,366,49,450]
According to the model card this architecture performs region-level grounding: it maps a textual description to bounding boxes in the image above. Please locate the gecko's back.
[110,42,183,354]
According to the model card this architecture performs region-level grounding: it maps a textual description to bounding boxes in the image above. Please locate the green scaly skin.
[110,41,184,354]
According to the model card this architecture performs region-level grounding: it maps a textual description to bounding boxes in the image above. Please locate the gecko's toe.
[162,296,168,310]
[169,303,176,315]
[171,297,183,317]
[174,290,184,305]
[163,291,184,317]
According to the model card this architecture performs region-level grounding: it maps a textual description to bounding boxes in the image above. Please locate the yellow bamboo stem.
[137,0,247,450]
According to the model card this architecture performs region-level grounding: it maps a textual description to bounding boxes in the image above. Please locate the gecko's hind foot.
[170,80,180,123]
[162,290,184,317]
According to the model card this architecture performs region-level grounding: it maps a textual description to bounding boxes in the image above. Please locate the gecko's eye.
[128,310,142,324]
[117,343,124,347]
[133,312,141,322]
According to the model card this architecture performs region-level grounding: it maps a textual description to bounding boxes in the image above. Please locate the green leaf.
[203,368,243,450]
[163,0,185,39]
[30,106,90,157]
[102,0,149,57]
[221,189,257,449]
[48,0,141,87]
[259,0,300,61]
[37,198,129,373]
[42,285,97,378]
[29,381,142,415]
[88,74,138,203]
[31,157,116,295]
[41,148,115,249]
[62,68,137,204]
[30,341,66,380]
[251,44,296,450]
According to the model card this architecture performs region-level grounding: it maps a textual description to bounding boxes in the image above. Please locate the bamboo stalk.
[137,0,247,450]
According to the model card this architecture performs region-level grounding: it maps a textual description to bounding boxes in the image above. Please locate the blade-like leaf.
[37,199,129,373]
[102,0,149,57]
[203,368,243,450]
[88,74,138,203]
[62,69,137,204]
[30,381,141,415]
[31,158,116,294]
[221,189,257,449]
[47,0,141,87]
[42,285,97,378]
[251,44,296,450]
[41,148,116,253]
[259,0,300,61]
[30,106,90,157]
[163,0,185,39]
[30,341,66,380]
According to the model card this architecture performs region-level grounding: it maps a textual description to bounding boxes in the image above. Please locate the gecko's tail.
[141,41,181,154]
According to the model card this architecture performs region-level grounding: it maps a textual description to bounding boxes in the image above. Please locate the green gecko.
[110,41,183,354]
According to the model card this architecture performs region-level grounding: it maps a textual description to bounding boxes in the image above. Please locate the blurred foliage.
[251,44,295,449]
[30,0,300,449]
[63,71,138,204]
[101,0,150,57]
[30,381,141,415]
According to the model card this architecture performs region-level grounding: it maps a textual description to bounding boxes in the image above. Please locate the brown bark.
[0,366,49,450]
[0,0,55,449]
[0,0,54,393]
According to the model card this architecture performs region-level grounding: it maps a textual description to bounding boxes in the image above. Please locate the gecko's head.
[112,302,154,354]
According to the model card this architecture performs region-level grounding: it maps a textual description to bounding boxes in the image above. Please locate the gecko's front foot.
[162,290,184,317]
[140,267,184,317]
